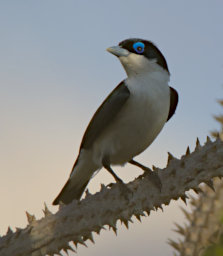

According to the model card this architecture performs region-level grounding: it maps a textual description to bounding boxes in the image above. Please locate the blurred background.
[0,1,223,255]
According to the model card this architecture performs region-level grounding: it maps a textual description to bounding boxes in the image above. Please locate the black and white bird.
[53,38,178,205]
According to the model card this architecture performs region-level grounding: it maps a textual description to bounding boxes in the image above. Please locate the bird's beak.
[106,46,129,57]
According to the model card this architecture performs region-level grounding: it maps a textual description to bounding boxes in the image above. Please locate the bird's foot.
[129,159,162,192]
[142,167,162,192]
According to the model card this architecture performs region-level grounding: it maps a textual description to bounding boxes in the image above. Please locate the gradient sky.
[0,1,223,256]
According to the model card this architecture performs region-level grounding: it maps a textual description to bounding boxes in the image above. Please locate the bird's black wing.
[80,81,130,149]
[167,86,178,121]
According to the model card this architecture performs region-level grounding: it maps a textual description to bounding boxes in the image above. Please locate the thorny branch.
[0,137,223,256]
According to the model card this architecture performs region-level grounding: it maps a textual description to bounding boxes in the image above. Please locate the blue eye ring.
[133,42,145,54]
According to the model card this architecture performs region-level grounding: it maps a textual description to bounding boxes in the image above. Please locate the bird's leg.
[102,157,131,200]
[129,159,162,191]
[103,164,123,183]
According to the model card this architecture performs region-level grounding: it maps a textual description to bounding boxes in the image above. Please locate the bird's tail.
[52,155,97,205]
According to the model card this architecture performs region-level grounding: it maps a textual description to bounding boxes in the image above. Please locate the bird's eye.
[133,42,145,54]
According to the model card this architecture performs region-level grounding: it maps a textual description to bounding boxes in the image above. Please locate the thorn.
[94,228,100,235]
[159,205,164,212]
[15,227,22,237]
[94,225,105,234]
[216,132,220,139]
[140,211,146,217]
[154,205,164,212]
[168,239,181,251]
[196,137,201,149]
[77,236,88,247]
[152,165,159,171]
[135,214,142,222]
[85,189,91,198]
[129,218,133,223]
[67,244,76,253]
[27,226,33,234]
[6,226,13,236]
[206,136,211,143]
[186,146,190,155]
[123,220,129,229]
[189,195,197,206]
[72,241,78,249]
[88,232,95,244]
[108,220,117,231]
[135,209,145,217]
[111,226,117,235]
[180,207,191,221]
[173,223,185,235]
[16,227,22,232]
[26,211,36,224]
[167,152,174,164]
[144,209,150,216]
[180,195,189,205]
[43,202,52,216]
[63,248,69,256]
[214,115,223,124]
[193,187,203,194]
[164,200,170,206]
[205,180,215,191]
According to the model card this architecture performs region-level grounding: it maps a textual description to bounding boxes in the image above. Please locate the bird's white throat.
[119,52,170,83]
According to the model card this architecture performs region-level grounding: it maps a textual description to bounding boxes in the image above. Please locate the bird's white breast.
[91,71,170,166]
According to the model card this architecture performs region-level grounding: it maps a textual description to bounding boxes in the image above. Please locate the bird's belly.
[92,85,170,166]
[110,101,168,163]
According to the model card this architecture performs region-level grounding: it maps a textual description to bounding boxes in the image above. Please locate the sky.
[0,1,223,255]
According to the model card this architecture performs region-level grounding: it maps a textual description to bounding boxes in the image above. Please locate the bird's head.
[107,38,169,77]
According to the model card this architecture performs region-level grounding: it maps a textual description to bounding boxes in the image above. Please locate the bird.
[53,38,178,205]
